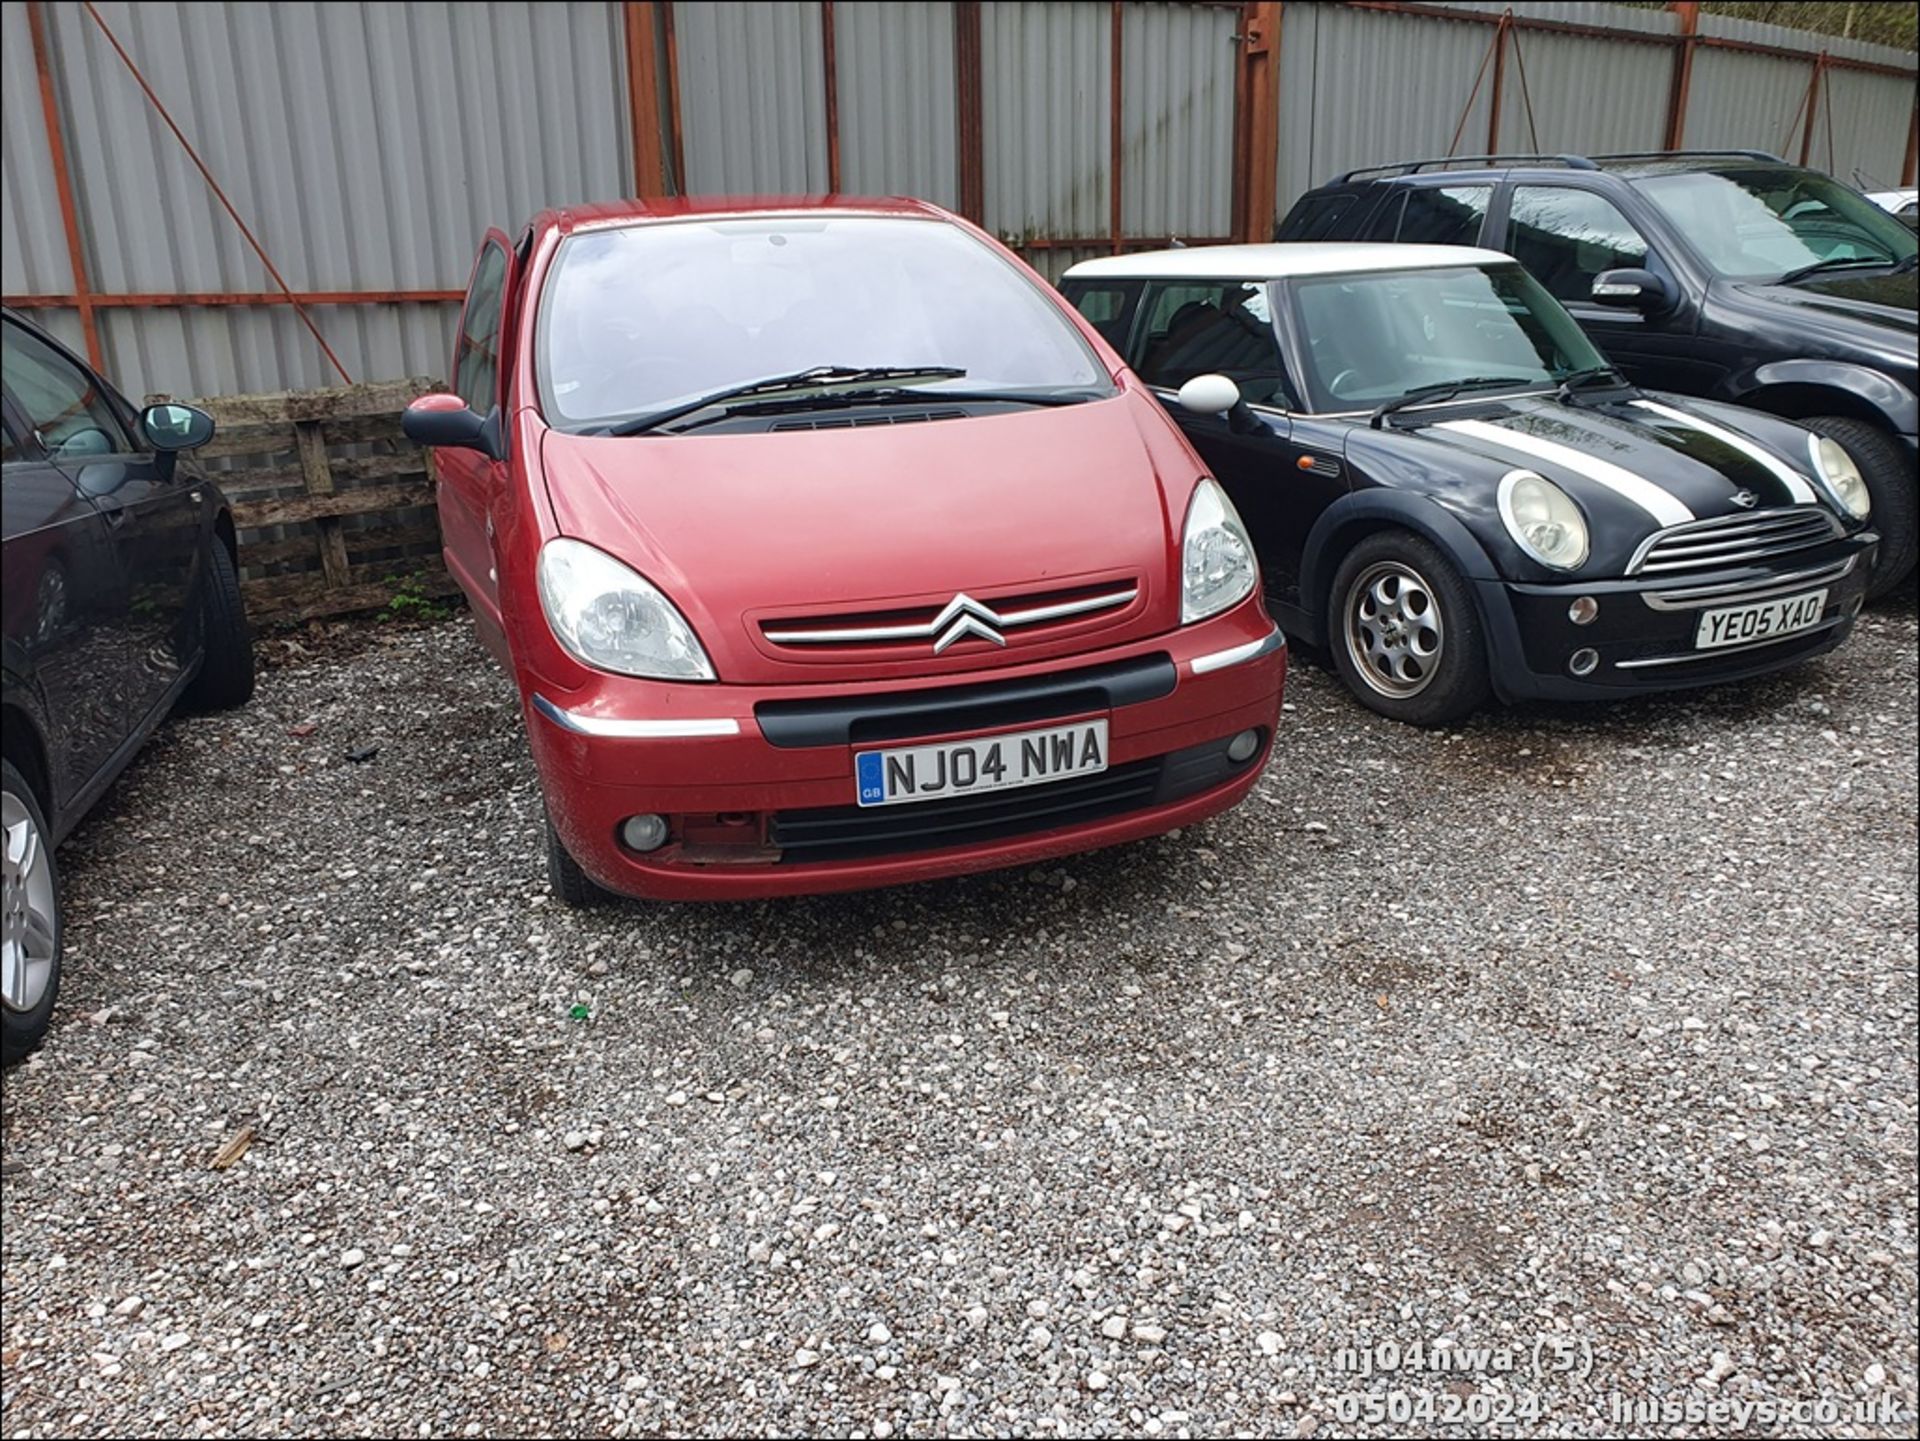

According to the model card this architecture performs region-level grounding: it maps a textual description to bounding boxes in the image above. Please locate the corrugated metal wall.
[674,0,828,195]
[4,1,1913,398]
[982,1,1111,244]
[3,0,629,398]
[836,0,959,208]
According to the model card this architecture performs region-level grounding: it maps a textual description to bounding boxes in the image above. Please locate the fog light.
[1226,728,1261,763]
[620,814,670,852]
[1568,595,1599,626]
[1568,647,1600,677]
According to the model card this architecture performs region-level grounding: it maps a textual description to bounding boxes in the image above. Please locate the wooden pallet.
[149,377,458,624]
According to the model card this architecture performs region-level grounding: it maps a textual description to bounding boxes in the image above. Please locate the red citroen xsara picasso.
[404,198,1286,904]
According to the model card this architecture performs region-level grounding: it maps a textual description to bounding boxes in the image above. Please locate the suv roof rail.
[1330,153,1599,183]
[1591,148,1786,164]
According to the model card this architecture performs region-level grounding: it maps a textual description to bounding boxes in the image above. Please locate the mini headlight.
[1498,469,1589,571]
[1181,478,1258,624]
[1809,434,1871,521]
[536,538,716,681]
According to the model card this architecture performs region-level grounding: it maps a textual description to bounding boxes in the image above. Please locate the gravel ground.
[2,590,1915,1440]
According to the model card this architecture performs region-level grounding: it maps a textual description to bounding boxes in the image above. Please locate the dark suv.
[1278,151,1919,596]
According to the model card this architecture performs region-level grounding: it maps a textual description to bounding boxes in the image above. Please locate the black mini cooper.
[1060,243,1877,725]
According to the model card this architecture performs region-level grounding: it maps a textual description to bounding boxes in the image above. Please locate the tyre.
[182,537,256,711]
[546,814,614,908]
[2,759,62,1065]
[1327,530,1492,726]
[1803,416,1917,600]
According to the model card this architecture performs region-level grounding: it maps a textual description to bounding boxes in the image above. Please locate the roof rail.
[1591,149,1787,164]
[1331,153,1599,184]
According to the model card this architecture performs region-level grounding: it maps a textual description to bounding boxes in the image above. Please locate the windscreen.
[537,215,1110,431]
[1288,264,1607,412]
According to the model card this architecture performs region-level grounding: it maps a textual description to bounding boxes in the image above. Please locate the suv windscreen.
[1633,167,1916,279]
[537,216,1112,431]
[1287,263,1606,412]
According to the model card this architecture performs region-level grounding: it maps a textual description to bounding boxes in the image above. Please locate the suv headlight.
[1181,478,1257,623]
[535,538,716,680]
[1808,434,1871,520]
[1498,469,1589,570]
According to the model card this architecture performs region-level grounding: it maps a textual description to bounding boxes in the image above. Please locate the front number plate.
[855,720,1109,808]
[1694,588,1828,650]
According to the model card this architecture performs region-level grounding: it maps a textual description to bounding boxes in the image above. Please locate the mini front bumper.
[524,603,1287,900]
[1477,534,1876,703]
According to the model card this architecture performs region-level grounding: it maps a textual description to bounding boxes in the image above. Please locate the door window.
[1397,185,1492,246]
[1505,186,1652,303]
[1135,281,1292,405]
[455,242,510,411]
[1277,192,1359,241]
[1062,281,1143,352]
[1,320,129,459]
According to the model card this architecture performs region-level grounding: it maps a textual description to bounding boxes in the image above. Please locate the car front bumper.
[1477,534,1876,703]
[523,600,1286,899]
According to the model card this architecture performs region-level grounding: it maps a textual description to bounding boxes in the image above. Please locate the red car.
[405,197,1285,904]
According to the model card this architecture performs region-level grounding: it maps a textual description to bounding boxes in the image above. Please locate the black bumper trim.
[754,654,1178,749]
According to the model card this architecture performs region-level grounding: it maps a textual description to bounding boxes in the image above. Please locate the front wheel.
[546,814,614,909]
[1327,531,1492,726]
[2,760,62,1065]
[182,537,255,711]
[1802,417,1916,600]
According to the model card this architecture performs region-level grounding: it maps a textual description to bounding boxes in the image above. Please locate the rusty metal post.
[822,0,841,193]
[623,3,668,197]
[1109,1,1124,254]
[1230,3,1283,244]
[954,1,986,223]
[1663,1,1699,151]
[1486,9,1510,154]
[1799,52,1825,167]
[26,1,101,368]
[662,0,686,192]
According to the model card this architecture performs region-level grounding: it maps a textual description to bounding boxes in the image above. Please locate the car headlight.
[1809,434,1871,520]
[1181,478,1257,624]
[1498,469,1589,570]
[535,537,716,680]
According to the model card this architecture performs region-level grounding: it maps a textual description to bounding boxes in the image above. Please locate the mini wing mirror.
[1176,373,1263,434]
[139,402,214,452]
[403,393,503,460]
[1590,268,1670,311]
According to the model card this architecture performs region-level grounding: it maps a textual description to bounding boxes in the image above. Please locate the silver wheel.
[1343,559,1446,699]
[1,790,57,1014]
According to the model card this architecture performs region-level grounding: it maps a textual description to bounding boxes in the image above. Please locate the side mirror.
[1176,373,1263,435]
[140,403,214,452]
[1590,268,1669,311]
[403,393,503,460]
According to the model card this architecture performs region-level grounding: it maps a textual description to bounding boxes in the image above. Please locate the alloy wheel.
[1344,559,1445,699]
[1,791,57,1014]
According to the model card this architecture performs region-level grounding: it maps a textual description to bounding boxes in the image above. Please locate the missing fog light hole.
[1568,648,1600,677]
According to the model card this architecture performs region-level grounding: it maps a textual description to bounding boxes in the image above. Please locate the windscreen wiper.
[1555,364,1629,402]
[665,384,1106,432]
[1775,254,1898,286]
[1368,376,1533,428]
[600,365,967,436]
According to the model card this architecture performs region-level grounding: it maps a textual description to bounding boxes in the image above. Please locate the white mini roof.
[1063,242,1515,282]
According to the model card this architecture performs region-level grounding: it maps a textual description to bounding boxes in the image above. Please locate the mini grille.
[1629,507,1843,576]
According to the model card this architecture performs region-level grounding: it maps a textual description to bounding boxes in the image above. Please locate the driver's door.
[438,231,518,651]
[1500,184,1713,394]
[1124,280,1345,601]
